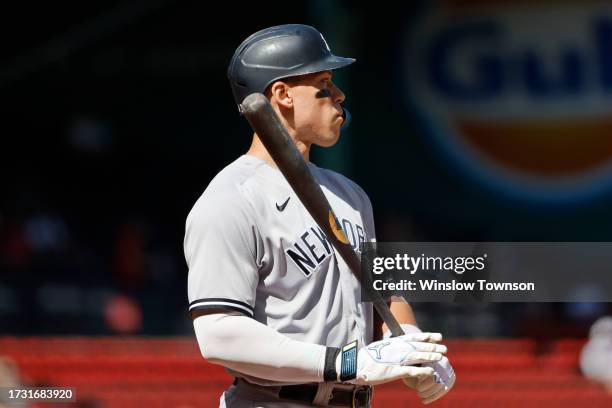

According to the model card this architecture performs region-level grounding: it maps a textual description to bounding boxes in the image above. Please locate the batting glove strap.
[323,347,341,382]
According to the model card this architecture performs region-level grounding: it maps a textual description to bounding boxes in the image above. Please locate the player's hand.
[336,334,447,386]
[413,356,456,404]
[384,324,456,404]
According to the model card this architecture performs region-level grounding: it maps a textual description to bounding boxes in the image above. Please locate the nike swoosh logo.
[276,197,290,212]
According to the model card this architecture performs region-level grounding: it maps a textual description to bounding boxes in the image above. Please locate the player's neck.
[247,133,311,167]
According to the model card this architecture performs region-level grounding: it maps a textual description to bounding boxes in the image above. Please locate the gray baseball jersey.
[185,154,375,382]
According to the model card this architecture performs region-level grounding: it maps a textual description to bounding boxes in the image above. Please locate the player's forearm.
[193,313,331,383]
[390,300,418,325]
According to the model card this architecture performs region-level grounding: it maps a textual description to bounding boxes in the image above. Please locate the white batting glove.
[335,333,446,386]
[384,324,456,404]
[416,356,456,404]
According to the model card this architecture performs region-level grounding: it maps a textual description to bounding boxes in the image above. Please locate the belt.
[279,383,371,407]
[234,378,372,407]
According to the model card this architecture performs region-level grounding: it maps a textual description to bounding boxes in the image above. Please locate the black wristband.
[323,347,340,382]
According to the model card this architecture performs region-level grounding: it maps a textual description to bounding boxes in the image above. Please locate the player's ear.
[269,81,293,109]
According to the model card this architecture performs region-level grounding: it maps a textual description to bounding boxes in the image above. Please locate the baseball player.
[184,24,455,407]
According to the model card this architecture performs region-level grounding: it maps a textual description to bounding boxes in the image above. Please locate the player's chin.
[318,130,341,147]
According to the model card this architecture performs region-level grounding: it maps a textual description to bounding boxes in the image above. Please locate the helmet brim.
[303,54,356,74]
[265,54,356,89]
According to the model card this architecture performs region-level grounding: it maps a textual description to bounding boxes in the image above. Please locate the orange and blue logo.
[402,0,612,203]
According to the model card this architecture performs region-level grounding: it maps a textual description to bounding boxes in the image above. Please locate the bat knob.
[240,93,268,116]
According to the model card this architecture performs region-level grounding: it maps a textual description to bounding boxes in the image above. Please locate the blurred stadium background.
[1,0,612,406]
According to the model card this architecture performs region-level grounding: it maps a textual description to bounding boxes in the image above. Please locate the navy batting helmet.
[228,24,355,113]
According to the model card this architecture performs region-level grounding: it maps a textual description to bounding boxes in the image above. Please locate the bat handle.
[373,298,405,337]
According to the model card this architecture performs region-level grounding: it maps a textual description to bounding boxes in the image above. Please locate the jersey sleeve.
[184,191,260,317]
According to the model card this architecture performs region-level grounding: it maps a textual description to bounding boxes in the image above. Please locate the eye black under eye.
[315,88,331,98]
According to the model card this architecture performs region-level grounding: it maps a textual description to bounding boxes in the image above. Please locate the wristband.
[323,347,340,382]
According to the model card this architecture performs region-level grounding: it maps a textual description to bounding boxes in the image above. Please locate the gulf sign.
[402,1,612,203]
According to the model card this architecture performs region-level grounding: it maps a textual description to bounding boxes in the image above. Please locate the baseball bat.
[240,93,404,337]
